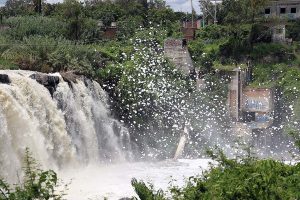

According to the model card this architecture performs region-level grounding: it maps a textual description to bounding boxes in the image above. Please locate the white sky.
[165,0,200,14]
[0,0,200,13]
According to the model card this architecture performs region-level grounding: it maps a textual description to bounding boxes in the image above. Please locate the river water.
[60,159,213,200]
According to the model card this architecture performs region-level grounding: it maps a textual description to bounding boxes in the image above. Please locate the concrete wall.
[242,88,274,113]
[227,68,274,129]
[271,25,286,43]
[164,39,194,75]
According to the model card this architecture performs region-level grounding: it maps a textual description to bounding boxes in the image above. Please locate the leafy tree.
[217,0,269,25]
[4,0,44,16]
[56,0,84,40]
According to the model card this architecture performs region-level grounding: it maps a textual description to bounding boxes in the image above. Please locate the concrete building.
[263,1,300,43]
[228,68,274,130]
[264,0,300,19]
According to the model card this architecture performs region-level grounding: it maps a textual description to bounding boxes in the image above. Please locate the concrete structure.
[164,38,194,75]
[264,0,300,19]
[228,68,274,130]
[264,1,300,43]
[181,20,201,41]
[271,24,286,43]
[98,21,118,40]
[242,88,274,129]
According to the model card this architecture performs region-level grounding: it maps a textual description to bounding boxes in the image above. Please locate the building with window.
[264,0,300,19]
[263,1,300,43]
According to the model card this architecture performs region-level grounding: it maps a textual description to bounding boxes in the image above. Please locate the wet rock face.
[0,74,11,84]
[60,71,78,89]
[29,73,60,97]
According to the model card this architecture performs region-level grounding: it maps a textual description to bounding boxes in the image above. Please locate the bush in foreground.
[0,148,65,200]
[132,150,300,200]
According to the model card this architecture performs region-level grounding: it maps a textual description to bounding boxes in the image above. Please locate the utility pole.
[191,0,194,28]
[214,0,217,24]
[199,0,220,26]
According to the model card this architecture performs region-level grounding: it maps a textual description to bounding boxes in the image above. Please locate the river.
[60,159,213,200]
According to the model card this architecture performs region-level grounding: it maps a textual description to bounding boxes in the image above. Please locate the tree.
[57,0,84,40]
[217,0,269,25]
[4,0,44,16]
[5,0,34,16]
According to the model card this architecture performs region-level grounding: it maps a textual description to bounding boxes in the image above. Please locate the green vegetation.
[184,0,300,145]
[0,148,65,200]
[132,150,300,200]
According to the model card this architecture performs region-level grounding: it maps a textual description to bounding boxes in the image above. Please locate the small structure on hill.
[227,67,274,130]
[98,21,117,40]
[181,19,201,41]
[271,23,286,43]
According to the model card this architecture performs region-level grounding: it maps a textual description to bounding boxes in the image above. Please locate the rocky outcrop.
[60,71,78,84]
[60,71,78,89]
[29,73,60,97]
[0,74,11,84]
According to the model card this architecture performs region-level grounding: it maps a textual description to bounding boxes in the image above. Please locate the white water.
[0,70,132,182]
[60,159,213,200]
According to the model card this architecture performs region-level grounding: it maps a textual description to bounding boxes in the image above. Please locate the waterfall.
[0,70,132,182]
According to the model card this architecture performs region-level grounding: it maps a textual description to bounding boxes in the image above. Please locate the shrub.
[286,20,300,41]
[197,24,229,40]
[250,43,293,63]
[0,36,108,75]
[4,16,67,40]
[0,148,65,200]
[131,179,166,200]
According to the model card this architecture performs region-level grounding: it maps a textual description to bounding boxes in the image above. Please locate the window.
[291,7,297,13]
[280,7,286,14]
[265,8,271,14]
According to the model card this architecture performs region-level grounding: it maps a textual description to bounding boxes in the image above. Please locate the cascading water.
[0,70,132,182]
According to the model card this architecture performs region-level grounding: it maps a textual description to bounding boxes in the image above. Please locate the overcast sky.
[0,0,200,13]
[166,0,200,13]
